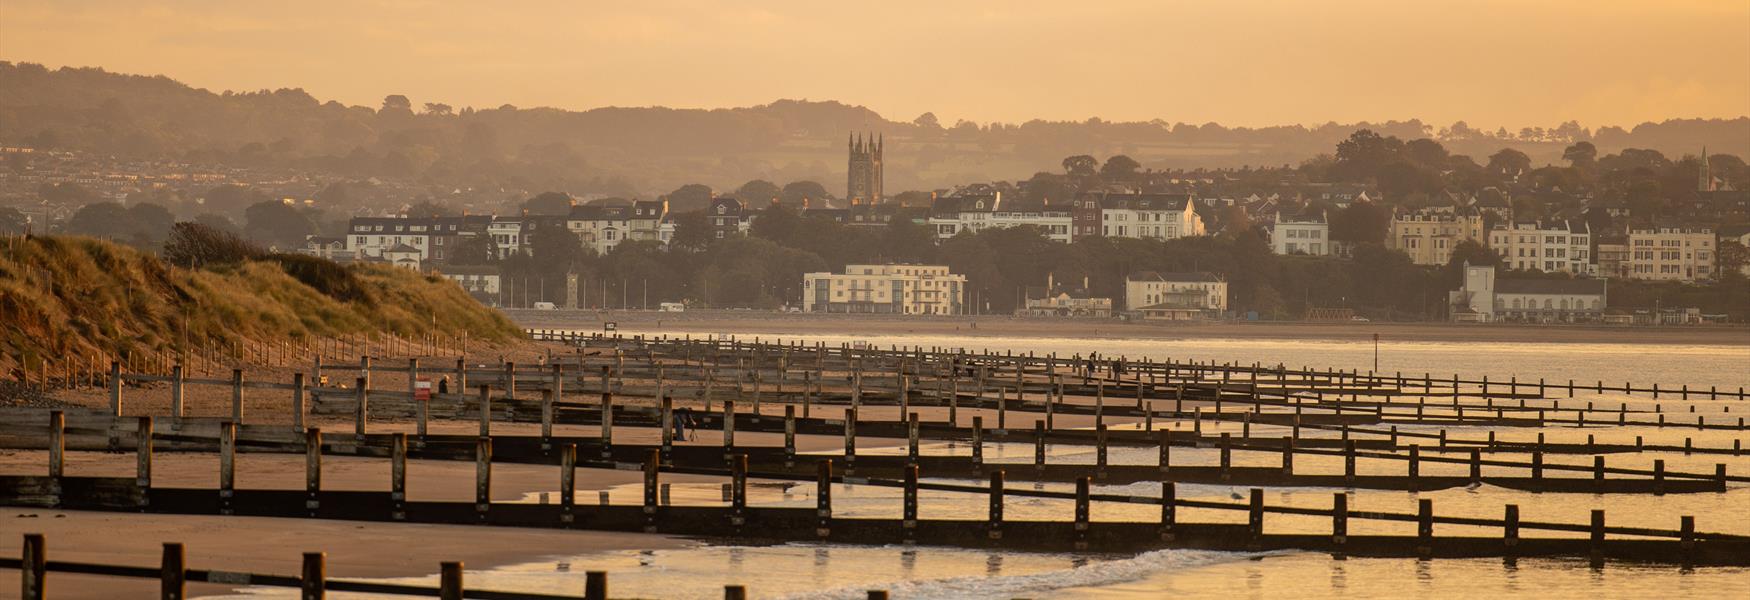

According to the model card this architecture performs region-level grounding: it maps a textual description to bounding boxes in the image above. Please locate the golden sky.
[3,0,1746,129]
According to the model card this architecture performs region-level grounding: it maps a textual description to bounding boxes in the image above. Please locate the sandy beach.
[510,309,1750,346]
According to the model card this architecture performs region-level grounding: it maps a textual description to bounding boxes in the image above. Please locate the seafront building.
[1270,210,1331,256]
[1124,271,1228,320]
[926,193,1073,243]
[1388,207,1485,266]
[1073,192,1206,241]
[801,264,966,315]
[1449,263,1607,323]
[1487,220,1592,275]
[1626,226,1715,282]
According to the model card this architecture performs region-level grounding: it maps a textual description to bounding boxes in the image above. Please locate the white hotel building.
[802,264,965,315]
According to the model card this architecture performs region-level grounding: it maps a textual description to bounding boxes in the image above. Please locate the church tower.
[1699,146,1714,192]
[847,132,883,204]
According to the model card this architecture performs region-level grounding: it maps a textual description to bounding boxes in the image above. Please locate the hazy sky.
[3,1,1747,129]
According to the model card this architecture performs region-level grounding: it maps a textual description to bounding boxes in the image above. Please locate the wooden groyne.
[2,331,1746,574]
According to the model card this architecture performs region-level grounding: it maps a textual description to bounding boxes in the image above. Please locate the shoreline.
[508,309,1750,347]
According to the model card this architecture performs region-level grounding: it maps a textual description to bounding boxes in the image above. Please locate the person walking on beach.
[437,375,449,395]
[673,407,693,441]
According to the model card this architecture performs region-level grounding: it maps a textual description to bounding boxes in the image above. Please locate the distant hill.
[0,234,522,377]
[2,61,1746,197]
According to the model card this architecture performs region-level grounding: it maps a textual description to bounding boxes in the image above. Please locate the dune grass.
[0,234,523,375]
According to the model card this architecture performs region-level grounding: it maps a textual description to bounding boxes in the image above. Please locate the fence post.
[137,416,153,507]
[475,437,492,520]
[439,562,463,600]
[305,428,322,515]
[170,363,184,419]
[585,571,608,600]
[1248,488,1264,550]
[161,542,186,600]
[784,405,797,467]
[644,449,660,533]
[902,464,919,542]
[843,408,857,474]
[353,377,368,439]
[219,421,235,514]
[292,373,307,431]
[971,416,984,474]
[817,460,833,539]
[1332,492,1348,550]
[301,552,325,600]
[988,470,1005,539]
[1504,504,1520,553]
[560,443,576,524]
[1160,480,1176,540]
[47,411,64,485]
[231,369,245,423]
[540,388,554,453]
[22,533,45,600]
[1281,436,1294,476]
[1417,498,1434,559]
[477,385,492,438]
[389,432,407,521]
[109,361,123,416]
[1074,477,1091,550]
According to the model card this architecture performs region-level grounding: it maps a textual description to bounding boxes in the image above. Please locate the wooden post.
[783,405,797,466]
[559,443,577,524]
[231,369,245,423]
[503,361,517,399]
[1504,504,1520,551]
[1097,424,1110,479]
[843,408,857,473]
[388,432,407,521]
[301,552,325,600]
[902,464,919,539]
[305,428,321,514]
[1074,476,1091,550]
[660,397,674,460]
[439,562,463,600]
[643,449,660,533]
[816,459,833,539]
[724,585,747,600]
[476,385,492,438]
[731,454,748,529]
[1158,430,1172,473]
[1417,498,1434,559]
[109,361,123,416]
[1160,481,1177,539]
[1332,492,1348,548]
[136,417,153,507]
[352,377,368,439]
[1344,439,1356,483]
[170,363,184,418]
[988,470,1005,539]
[722,399,737,459]
[1248,488,1264,549]
[971,416,984,472]
[1408,444,1421,490]
[600,392,615,458]
[47,411,64,482]
[1470,449,1482,483]
[161,542,186,600]
[218,421,235,514]
[21,533,45,600]
[584,571,607,600]
[292,373,307,431]
[475,437,492,518]
[1034,421,1046,471]
[1590,509,1606,565]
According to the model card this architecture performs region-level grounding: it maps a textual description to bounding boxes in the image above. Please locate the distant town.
[2,129,1746,325]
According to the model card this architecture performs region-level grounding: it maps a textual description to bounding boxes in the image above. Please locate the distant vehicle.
[659,302,686,312]
[1350,316,1371,322]
[533,302,557,310]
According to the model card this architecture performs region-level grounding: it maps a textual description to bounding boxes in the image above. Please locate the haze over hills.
[2,61,1747,200]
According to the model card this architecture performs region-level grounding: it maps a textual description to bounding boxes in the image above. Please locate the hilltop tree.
[521,192,573,215]
[1487,148,1532,179]
[669,211,711,251]
[1562,141,1598,169]
[192,213,240,235]
[242,200,318,249]
[1099,155,1142,182]
[1329,201,1390,245]
[734,179,782,205]
[1061,155,1098,180]
[780,181,829,205]
[667,184,714,212]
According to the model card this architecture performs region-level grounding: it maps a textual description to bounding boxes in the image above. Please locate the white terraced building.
[802,264,966,315]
